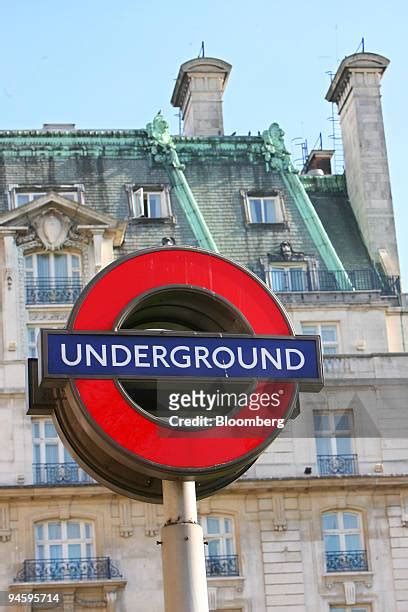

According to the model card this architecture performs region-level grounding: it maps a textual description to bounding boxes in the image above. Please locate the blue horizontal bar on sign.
[43,332,322,382]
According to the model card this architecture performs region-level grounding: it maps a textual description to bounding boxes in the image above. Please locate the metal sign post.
[27,247,324,612]
[161,481,209,612]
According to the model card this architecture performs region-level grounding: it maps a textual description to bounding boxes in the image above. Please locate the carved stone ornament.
[32,208,72,251]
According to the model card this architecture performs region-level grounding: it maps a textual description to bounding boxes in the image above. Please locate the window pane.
[335,414,350,431]
[343,513,359,529]
[249,199,263,223]
[67,522,80,539]
[322,513,338,530]
[37,254,50,278]
[33,444,41,463]
[321,327,337,342]
[48,522,61,540]
[225,538,234,555]
[64,447,73,462]
[36,544,44,560]
[324,534,340,552]
[316,437,331,455]
[263,199,276,223]
[49,544,63,560]
[85,524,92,539]
[270,268,287,291]
[207,518,220,535]
[345,533,362,551]
[45,444,59,464]
[290,269,305,291]
[324,346,337,355]
[45,422,57,438]
[54,254,68,278]
[16,194,31,206]
[208,540,220,556]
[86,543,93,557]
[32,422,40,439]
[148,193,162,218]
[336,437,352,455]
[25,255,33,270]
[314,414,329,432]
[35,524,44,540]
[302,325,317,335]
[68,543,81,559]
[224,518,232,533]
[71,255,80,270]
[63,192,77,201]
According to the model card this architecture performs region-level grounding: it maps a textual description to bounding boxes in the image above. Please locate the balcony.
[15,557,122,583]
[265,268,399,296]
[317,454,358,476]
[326,550,368,573]
[26,277,82,305]
[205,555,239,577]
[33,463,94,486]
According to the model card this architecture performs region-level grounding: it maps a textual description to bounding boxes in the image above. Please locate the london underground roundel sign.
[33,247,323,502]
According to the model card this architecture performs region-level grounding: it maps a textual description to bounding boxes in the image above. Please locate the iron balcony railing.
[15,557,122,583]
[33,463,94,486]
[25,277,82,305]
[265,269,400,295]
[326,550,368,573]
[205,555,239,577]
[317,454,358,476]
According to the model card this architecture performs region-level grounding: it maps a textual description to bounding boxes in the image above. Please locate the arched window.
[25,252,81,304]
[322,511,368,572]
[201,515,238,577]
[32,520,97,581]
[35,520,94,561]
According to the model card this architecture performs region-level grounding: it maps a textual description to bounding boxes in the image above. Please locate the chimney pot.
[171,57,231,137]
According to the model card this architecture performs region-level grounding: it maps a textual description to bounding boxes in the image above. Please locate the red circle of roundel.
[69,248,297,471]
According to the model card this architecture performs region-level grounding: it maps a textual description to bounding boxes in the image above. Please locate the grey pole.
[161,480,209,612]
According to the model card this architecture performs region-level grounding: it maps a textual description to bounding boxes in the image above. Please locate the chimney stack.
[302,150,334,175]
[171,57,231,137]
[326,53,400,275]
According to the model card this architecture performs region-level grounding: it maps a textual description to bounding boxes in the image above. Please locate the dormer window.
[8,185,83,209]
[127,185,172,220]
[242,190,285,225]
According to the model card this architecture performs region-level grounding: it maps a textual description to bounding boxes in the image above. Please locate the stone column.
[0,231,20,360]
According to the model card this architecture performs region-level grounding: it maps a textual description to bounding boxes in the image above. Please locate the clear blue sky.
[1,0,407,287]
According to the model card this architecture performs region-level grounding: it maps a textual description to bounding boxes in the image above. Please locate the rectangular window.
[25,253,81,305]
[128,185,171,219]
[301,323,339,354]
[32,419,94,485]
[244,193,284,224]
[9,185,83,209]
[267,265,307,292]
[314,411,357,475]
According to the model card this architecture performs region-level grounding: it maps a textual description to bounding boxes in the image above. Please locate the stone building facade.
[0,51,406,612]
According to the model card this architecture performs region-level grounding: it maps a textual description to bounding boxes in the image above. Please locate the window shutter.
[132,188,144,217]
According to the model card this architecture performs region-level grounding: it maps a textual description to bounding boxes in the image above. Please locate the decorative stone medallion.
[32,208,72,250]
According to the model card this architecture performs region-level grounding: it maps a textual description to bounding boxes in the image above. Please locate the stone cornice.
[0,474,407,502]
[232,474,408,493]
[0,125,298,171]
[325,52,389,104]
